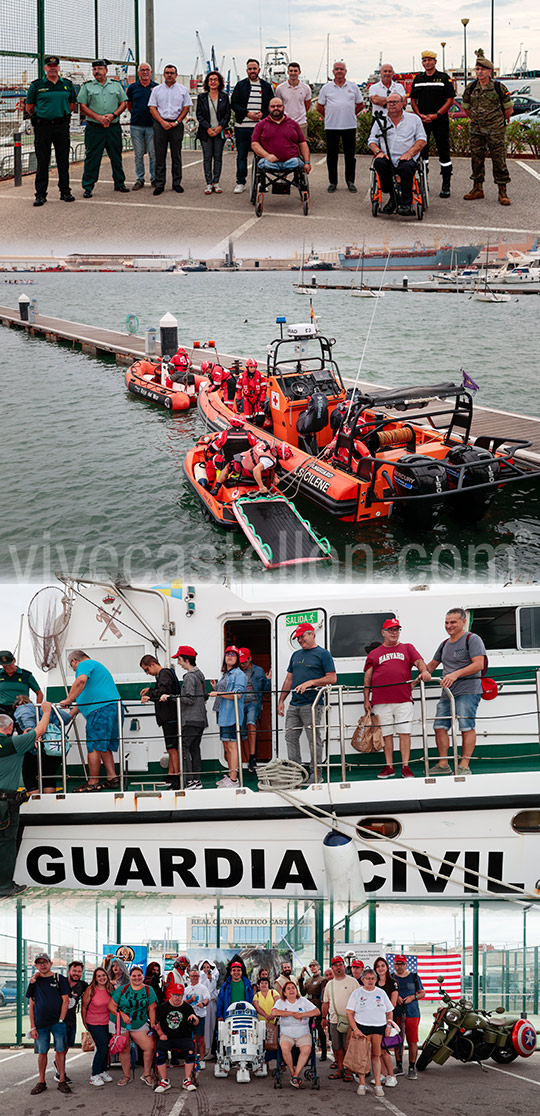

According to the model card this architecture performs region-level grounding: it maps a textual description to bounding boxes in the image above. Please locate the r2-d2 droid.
[214,1001,267,1083]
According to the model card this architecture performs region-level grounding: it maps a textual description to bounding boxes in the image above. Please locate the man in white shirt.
[317,61,363,192]
[369,64,407,116]
[321,956,358,1079]
[275,62,312,137]
[149,64,192,195]
[368,92,426,214]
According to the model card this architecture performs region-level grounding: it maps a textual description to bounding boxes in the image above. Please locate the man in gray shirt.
[425,608,486,775]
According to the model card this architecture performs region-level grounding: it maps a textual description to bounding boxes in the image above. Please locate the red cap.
[172,646,197,659]
[351,959,364,969]
[168,982,184,995]
[293,622,315,639]
[394,955,407,964]
[238,648,251,663]
[382,618,401,630]
[225,645,240,655]
[331,956,345,966]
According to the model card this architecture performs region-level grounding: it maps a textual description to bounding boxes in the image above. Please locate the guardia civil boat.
[15,579,540,904]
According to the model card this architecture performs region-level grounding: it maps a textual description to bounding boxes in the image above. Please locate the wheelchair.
[250,154,309,217]
[370,155,429,220]
[272,1018,320,1090]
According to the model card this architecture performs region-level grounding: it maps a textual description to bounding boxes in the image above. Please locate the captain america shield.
[512,1019,537,1056]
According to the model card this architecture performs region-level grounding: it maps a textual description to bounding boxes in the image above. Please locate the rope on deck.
[257,758,309,790]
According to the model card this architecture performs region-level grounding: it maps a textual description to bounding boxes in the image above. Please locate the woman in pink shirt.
[81,967,114,1086]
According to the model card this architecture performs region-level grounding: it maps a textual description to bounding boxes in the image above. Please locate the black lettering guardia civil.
[72,846,110,886]
[114,846,156,887]
[26,846,66,884]
[205,849,243,888]
[272,850,317,891]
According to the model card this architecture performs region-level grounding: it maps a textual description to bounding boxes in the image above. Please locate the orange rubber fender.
[132,359,159,377]
[170,391,190,411]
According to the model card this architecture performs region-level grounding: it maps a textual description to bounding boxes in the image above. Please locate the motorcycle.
[417,976,537,1071]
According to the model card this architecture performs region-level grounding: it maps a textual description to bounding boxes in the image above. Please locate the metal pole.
[315,899,324,965]
[134,0,140,67]
[462,903,466,990]
[293,899,298,952]
[368,899,377,941]
[47,900,51,955]
[522,906,530,1016]
[448,689,459,775]
[13,133,22,187]
[176,695,184,790]
[311,687,327,784]
[419,680,429,776]
[535,670,540,753]
[534,945,538,1015]
[216,899,221,950]
[233,692,243,788]
[491,0,494,69]
[472,901,479,1005]
[269,900,273,948]
[344,898,351,942]
[37,734,43,796]
[145,0,155,73]
[482,948,486,1009]
[16,897,24,1044]
[337,685,346,782]
[116,899,122,943]
[53,704,68,794]
[94,0,99,59]
[36,0,45,75]
[462,19,470,96]
[95,900,99,958]
[329,898,334,961]
[118,700,125,791]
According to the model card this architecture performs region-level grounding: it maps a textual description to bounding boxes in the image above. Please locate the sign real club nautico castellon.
[16,827,528,898]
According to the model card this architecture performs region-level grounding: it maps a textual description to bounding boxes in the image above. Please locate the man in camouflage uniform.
[462,49,513,205]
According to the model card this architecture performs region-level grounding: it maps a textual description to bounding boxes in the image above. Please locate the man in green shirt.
[0,701,51,898]
[78,59,129,198]
[462,49,513,205]
[0,650,43,716]
[25,55,77,207]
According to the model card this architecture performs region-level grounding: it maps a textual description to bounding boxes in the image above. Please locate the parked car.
[511,96,540,116]
[0,979,18,1004]
[514,107,540,125]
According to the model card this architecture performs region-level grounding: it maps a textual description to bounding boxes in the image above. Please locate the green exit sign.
[285,610,319,627]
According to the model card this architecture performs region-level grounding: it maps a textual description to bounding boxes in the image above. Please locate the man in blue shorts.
[278,623,336,782]
[60,651,122,791]
[392,955,425,1078]
[426,608,486,776]
[27,952,71,1094]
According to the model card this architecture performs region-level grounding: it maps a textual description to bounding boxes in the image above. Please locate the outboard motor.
[445,445,501,523]
[296,391,329,455]
[392,454,448,529]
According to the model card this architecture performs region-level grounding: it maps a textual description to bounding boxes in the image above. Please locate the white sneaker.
[374,1085,385,1098]
[216,775,239,788]
[99,1071,113,1082]
[90,1075,105,1087]
[371,1075,386,1085]
[385,1076,397,1087]
[234,184,246,193]
[183,1079,197,1091]
[154,1080,171,1093]
[356,1084,366,1096]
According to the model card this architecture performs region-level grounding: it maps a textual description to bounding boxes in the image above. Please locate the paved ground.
[1,152,539,257]
[0,1047,539,1115]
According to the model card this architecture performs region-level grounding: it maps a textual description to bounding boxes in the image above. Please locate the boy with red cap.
[278,622,336,783]
[171,646,208,789]
[363,619,431,780]
[153,981,198,1093]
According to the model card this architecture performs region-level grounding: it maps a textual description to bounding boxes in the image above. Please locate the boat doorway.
[222,616,273,761]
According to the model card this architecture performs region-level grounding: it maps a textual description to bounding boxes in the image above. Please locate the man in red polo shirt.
[363,619,431,780]
[251,97,310,182]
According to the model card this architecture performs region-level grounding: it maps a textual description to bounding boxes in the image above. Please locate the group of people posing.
[24,949,425,1096]
[25,47,513,208]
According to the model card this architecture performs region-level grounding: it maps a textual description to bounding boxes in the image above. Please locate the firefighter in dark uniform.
[462,50,513,206]
[410,50,455,198]
[77,60,129,197]
[25,55,77,207]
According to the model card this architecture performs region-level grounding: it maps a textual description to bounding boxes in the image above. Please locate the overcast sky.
[149,1,540,81]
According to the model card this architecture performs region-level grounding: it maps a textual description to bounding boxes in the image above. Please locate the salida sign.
[16,834,525,897]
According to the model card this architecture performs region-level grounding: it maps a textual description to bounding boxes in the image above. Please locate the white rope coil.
[257,758,309,790]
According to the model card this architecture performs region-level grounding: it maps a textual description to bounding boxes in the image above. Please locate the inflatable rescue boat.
[197,319,540,527]
[126,358,208,411]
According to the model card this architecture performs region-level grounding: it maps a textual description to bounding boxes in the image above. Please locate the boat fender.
[322,831,366,902]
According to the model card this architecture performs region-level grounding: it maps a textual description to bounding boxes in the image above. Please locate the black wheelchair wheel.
[302,191,309,215]
[255,193,264,217]
[249,159,258,204]
[416,202,423,221]
[372,200,379,217]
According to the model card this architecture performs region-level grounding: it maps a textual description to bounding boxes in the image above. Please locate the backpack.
[442,632,488,675]
[442,633,497,699]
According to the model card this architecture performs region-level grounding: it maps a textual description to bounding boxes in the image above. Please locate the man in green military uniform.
[462,49,513,205]
[25,55,77,207]
[78,59,129,198]
[0,701,51,898]
[0,650,43,716]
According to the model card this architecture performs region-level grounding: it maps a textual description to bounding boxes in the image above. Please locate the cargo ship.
[339,244,481,271]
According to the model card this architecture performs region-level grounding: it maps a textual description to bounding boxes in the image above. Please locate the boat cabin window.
[329,613,396,658]
[467,607,517,650]
[511,810,540,834]
[518,607,540,649]
[356,817,402,839]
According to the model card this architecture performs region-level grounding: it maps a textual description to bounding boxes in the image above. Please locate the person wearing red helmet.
[238,647,271,773]
[277,623,336,783]
[153,981,198,1093]
[207,363,237,402]
[235,358,267,416]
[364,619,431,781]
[171,646,208,789]
[209,647,247,787]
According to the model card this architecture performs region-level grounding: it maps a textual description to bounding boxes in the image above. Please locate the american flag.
[386,953,462,1001]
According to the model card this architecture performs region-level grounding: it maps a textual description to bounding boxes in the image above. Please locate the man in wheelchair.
[368,94,427,215]
[251,97,311,188]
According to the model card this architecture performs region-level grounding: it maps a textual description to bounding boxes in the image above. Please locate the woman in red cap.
[209,647,246,787]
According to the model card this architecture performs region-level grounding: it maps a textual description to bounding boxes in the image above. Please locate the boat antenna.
[349,250,391,401]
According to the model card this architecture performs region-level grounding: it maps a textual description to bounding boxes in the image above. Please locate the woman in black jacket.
[196,71,231,193]
[139,654,180,788]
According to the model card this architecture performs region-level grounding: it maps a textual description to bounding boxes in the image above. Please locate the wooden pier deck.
[295,280,540,295]
[2,302,539,463]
